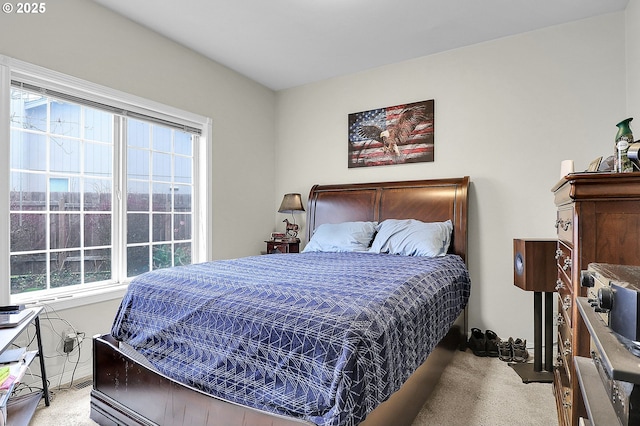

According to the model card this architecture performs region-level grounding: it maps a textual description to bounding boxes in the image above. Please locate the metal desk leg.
[34,316,50,406]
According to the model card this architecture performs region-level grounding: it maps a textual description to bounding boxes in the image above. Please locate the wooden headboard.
[306,177,470,262]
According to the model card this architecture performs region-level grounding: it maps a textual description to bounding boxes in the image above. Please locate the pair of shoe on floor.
[498,337,529,363]
[468,328,529,363]
[468,328,500,357]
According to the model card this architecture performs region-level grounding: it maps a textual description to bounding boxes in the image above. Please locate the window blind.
[11,80,202,135]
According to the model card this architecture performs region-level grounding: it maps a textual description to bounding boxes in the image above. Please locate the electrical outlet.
[63,337,74,353]
[62,331,76,353]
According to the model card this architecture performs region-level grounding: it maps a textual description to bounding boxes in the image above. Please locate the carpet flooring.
[29,349,558,426]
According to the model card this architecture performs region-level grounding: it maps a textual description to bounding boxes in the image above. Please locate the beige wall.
[275,12,628,343]
[628,0,640,120]
[0,0,278,384]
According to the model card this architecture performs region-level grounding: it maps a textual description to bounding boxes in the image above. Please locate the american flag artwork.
[348,99,434,168]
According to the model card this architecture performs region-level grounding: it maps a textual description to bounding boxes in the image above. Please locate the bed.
[91,176,471,426]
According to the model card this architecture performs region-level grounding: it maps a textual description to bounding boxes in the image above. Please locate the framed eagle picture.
[348,99,434,168]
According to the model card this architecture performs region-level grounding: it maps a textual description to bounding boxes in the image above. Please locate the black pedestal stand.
[510,291,554,383]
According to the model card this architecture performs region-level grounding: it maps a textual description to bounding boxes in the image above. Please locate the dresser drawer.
[558,314,573,362]
[557,303,572,343]
[554,365,571,426]
[559,292,573,328]
[556,242,572,285]
[555,269,572,300]
[556,207,573,245]
[558,321,573,377]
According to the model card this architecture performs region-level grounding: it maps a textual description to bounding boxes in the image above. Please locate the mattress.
[111,251,470,425]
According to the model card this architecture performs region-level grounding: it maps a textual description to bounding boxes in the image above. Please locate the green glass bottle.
[615,118,634,173]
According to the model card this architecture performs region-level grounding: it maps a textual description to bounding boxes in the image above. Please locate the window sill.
[15,284,129,312]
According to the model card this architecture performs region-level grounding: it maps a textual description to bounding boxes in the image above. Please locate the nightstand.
[265,240,300,254]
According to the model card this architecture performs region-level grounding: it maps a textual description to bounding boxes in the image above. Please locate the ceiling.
[92,0,629,91]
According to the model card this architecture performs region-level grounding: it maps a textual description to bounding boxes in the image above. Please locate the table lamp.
[278,193,305,241]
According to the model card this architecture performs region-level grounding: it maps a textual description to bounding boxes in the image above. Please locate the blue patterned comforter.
[111,252,470,425]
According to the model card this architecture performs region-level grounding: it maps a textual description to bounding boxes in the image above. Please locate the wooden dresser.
[552,172,640,426]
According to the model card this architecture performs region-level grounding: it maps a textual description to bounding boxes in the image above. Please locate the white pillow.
[302,221,377,253]
[369,219,453,257]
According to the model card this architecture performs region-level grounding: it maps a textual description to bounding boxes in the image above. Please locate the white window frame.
[0,55,212,309]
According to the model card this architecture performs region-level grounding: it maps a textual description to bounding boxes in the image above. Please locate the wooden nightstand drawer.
[265,240,300,254]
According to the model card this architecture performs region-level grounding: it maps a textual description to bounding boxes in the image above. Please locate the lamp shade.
[278,193,305,213]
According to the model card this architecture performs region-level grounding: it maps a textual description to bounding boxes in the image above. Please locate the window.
[1,56,211,304]
[125,118,195,276]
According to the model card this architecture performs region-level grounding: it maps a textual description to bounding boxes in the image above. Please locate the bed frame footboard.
[91,334,312,426]
[91,311,465,426]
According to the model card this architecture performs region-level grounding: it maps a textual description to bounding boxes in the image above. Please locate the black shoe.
[468,328,487,357]
[485,330,500,357]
